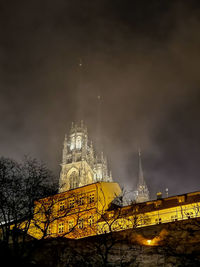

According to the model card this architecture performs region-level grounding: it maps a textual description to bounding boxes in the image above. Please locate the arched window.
[76,136,82,149]
[70,136,75,150]
[69,171,78,189]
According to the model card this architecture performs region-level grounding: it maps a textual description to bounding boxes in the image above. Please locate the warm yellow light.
[147,239,152,245]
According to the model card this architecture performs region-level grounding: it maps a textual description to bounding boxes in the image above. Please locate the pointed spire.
[135,148,150,203]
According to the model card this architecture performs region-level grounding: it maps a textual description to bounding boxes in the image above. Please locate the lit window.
[79,196,85,205]
[69,198,75,208]
[58,222,64,234]
[155,218,162,224]
[59,201,65,211]
[171,215,178,221]
[88,215,94,226]
[68,220,74,231]
[78,218,84,229]
[70,136,75,150]
[185,212,194,218]
[69,171,78,189]
[76,136,82,149]
[178,196,185,203]
[89,193,95,204]
[154,200,162,208]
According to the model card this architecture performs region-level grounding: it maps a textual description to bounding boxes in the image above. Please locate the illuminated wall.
[98,192,200,235]
[28,182,121,239]
[28,184,200,240]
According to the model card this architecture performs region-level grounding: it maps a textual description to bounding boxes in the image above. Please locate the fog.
[1,1,200,199]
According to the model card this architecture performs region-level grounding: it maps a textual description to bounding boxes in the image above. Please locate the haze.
[1,1,200,199]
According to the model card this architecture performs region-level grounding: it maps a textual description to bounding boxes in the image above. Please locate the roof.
[99,190,200,220]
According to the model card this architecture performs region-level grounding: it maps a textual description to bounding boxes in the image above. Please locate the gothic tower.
[59,121,112,192]
[135,149,150,203]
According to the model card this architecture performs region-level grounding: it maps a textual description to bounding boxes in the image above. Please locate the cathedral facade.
[59,121,112,192]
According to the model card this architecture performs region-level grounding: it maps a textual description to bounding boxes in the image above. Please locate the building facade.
[59,122,112,192]
[26,122,200,241]
[28,182,121,239]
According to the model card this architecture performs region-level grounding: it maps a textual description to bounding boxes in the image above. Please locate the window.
[68,220,74,231]
[178,196,185,203]
[155,218,162,224]
[69,198,75,208]
[79,196,85,205]
[89,193,95,204]
[171,215,178,221]
[59,201,65,211]
[154,200,162,208]
[78,218,84,229]
[70,136,75,150]
[185,211,194,219]
[69,171,78,189]
[76,136,82,149]
[58,222,64,234]
[88,215,94,226]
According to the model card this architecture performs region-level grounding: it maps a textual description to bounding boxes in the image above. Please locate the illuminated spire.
[135,149,150,203]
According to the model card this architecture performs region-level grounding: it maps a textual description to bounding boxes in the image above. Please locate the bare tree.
[0,156,57,263]
[31,192,84,240]
[83,189,140,266]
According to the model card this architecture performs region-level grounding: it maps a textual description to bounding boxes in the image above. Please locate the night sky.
[1,0,200,199]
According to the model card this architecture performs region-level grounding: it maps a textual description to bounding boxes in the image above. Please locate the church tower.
[59,121,112,192]
[135,149,150,203]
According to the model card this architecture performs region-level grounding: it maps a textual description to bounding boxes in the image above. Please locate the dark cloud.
[1,0,200,199]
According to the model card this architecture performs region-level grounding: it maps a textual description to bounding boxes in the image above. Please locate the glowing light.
[134,229,168,247]
[147,239,152,245]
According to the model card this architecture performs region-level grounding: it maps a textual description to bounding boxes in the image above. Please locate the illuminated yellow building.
[28,186,200,240]
[98,191,200,235]
[27,122,200,240]
[28,181,121,239]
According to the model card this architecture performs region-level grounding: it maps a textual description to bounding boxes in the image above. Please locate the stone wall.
[6,218,200,267]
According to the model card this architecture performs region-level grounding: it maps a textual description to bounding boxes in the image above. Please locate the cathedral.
[59,121,112,192]
[59,121,149,203]
[26,122,200,240]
